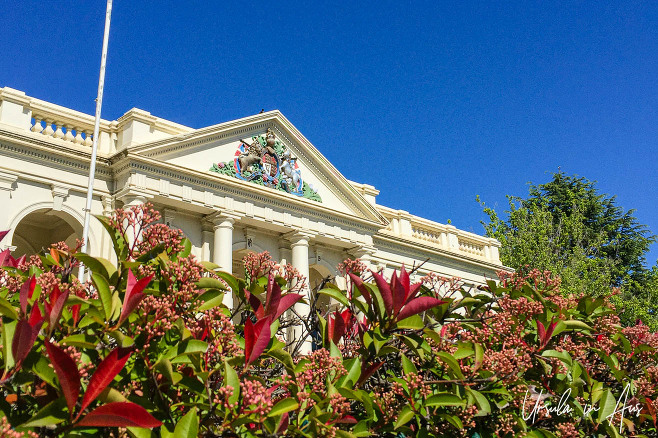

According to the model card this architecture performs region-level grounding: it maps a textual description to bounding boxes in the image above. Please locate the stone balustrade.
[457,235,486,257]
[30,114,96,147]
[0,87,192,154]
[379,206,501,263]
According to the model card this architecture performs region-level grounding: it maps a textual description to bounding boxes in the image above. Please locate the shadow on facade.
[11,209,82,257]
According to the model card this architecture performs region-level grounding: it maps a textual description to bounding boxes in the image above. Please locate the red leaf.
[336,415,358,424]
[118,293,146,326]
[11,320,34,365]
[20,276,36,314]
[126,270,154,298]
[370,270,393,314]
[396,296,445,321]
[49,285,62,306]
[50,248,60,265]
[406,282,423,302]
[348,273,371,305]
[72,305,81,326]
[273,293,303,321]
[390,271,407,315]
[14,255,26,268]
[79,347,132,415]
[356,361,383,388]
[399,265,410,295]
[277,412,289,434]
[646,397,657,428]
[537,320,546,345]
[28,303,44,329]
[0,230,8,243]
[245,289,264,319]
[75,402,162,428]
[45,341,81,417]
[264,273,281,318]
[0,249,11,268]
[119,270,153,326]
[48,289,69,333]
[244,317,272,367]
[328,312,346,344]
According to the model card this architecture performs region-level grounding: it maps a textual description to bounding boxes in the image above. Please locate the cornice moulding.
[112,153,385,233]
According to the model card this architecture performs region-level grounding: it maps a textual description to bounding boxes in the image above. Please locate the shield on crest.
[261,152,279,177]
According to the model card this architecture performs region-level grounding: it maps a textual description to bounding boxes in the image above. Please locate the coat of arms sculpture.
[210,129,322,202]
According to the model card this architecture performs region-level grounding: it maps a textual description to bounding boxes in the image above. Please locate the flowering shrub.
[0,205,656,437]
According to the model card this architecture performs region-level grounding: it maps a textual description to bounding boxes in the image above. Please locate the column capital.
[206,210,243,228]
[0,170,18,192]
[283,229,315,245]
[348,244,377,260]
[50,184,70,211]
[115,189,152,206]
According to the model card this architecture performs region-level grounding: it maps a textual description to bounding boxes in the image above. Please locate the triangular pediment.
[129,111,387,225]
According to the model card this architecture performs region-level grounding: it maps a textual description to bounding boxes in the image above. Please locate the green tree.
[480,172,657,325]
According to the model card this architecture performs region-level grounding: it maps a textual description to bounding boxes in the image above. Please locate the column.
[288,231,314,354]
[120,193,148,253]
[201,226,213,262]
[348,245,377,272]
[210,212,241,308]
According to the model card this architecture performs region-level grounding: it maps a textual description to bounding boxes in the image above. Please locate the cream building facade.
[0,87,504,305]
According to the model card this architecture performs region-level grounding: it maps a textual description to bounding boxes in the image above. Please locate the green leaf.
[436,352,465,379]
[94,214,128,260]
[425,393,466,407]
[439,413,464,430]
[3,319,17,371]
[473,342,484,370]
[541,349,573,367]
[453,342,475,359]
[224,360,240,406]
[196,277,228,290]
[98,387,128,403]
[401,353,418,375]
[397,314,424,329]
[198,294,225,311]
[266,348,295,376]
[214,271,239,293]
[173,408,198,438]
[466,388,491,416]
[61,333,99,349]
[200,261,220,271]
[155,358,179,384]
[180,238,193,258]
[394,404,415,429]
[340,357,361,388]
[107,330,135,348]
[563,320,592,331]
[160,339,208,362]
[268,398,299,417]
[74,254,116,281]
[32,355,57,388]
[127,426,153,438]
[18,397,67,428]
[91,272,112,321]
[597,389,616,423]
[0,296,18,319]
[318,288,349,308]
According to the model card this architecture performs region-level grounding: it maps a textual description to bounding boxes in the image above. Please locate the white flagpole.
[79,0,113,281]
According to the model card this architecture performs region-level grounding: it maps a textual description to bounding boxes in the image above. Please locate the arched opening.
[11,209,83,257]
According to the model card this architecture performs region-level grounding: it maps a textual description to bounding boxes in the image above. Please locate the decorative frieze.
[210,129,322,202]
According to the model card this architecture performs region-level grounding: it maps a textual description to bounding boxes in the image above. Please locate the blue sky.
[2,1,656,266]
